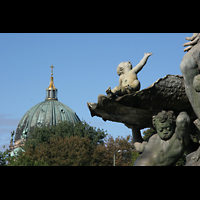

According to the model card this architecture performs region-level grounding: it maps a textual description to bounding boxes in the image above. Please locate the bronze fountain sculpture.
[87,33,200,166]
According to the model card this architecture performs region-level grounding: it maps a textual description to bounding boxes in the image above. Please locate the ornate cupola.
[45,65,58,100]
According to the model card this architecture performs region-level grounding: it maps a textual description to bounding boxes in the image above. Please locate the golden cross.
[50,65,54,76]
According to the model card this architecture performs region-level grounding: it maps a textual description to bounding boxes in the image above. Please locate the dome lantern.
[45,65,58,100]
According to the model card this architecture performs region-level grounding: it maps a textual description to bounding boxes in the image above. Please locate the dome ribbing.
[15,100,80,141]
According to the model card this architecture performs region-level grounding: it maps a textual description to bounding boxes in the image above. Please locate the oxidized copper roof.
[15,100,80,142]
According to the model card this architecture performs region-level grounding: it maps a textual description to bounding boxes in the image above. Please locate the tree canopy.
[5,121,136,166]
[1,123,186,166]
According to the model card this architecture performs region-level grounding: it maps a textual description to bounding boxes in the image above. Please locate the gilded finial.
[50,65,54,76]
[47,64,56,90]
[46,64,58,100]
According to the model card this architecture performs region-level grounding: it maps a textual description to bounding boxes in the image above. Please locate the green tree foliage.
[9,135,92,166]
[142,128,156,141]
[8,134,135,166]
[93,135,134,166]
[25,120,106,150]
[7,121,137,166]
[5,124,189,166]
[0,146,11,166]
[8,121,107,166]
[0,150,7,166]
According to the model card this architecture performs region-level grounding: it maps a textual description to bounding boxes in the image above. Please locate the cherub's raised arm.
[132,52,153,74]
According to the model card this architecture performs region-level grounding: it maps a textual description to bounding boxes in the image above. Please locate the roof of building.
[14,65,80,142]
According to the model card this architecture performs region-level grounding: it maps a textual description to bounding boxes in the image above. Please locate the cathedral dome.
[14,65,80,142]
[15,100,80,141]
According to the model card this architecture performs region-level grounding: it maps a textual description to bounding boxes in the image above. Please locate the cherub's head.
[152,110,176,141]
[117,61,132,76]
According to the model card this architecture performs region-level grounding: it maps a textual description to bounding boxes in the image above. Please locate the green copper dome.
[14,65,80,142]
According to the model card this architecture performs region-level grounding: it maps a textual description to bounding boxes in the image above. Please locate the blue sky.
[0,33,191,151]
